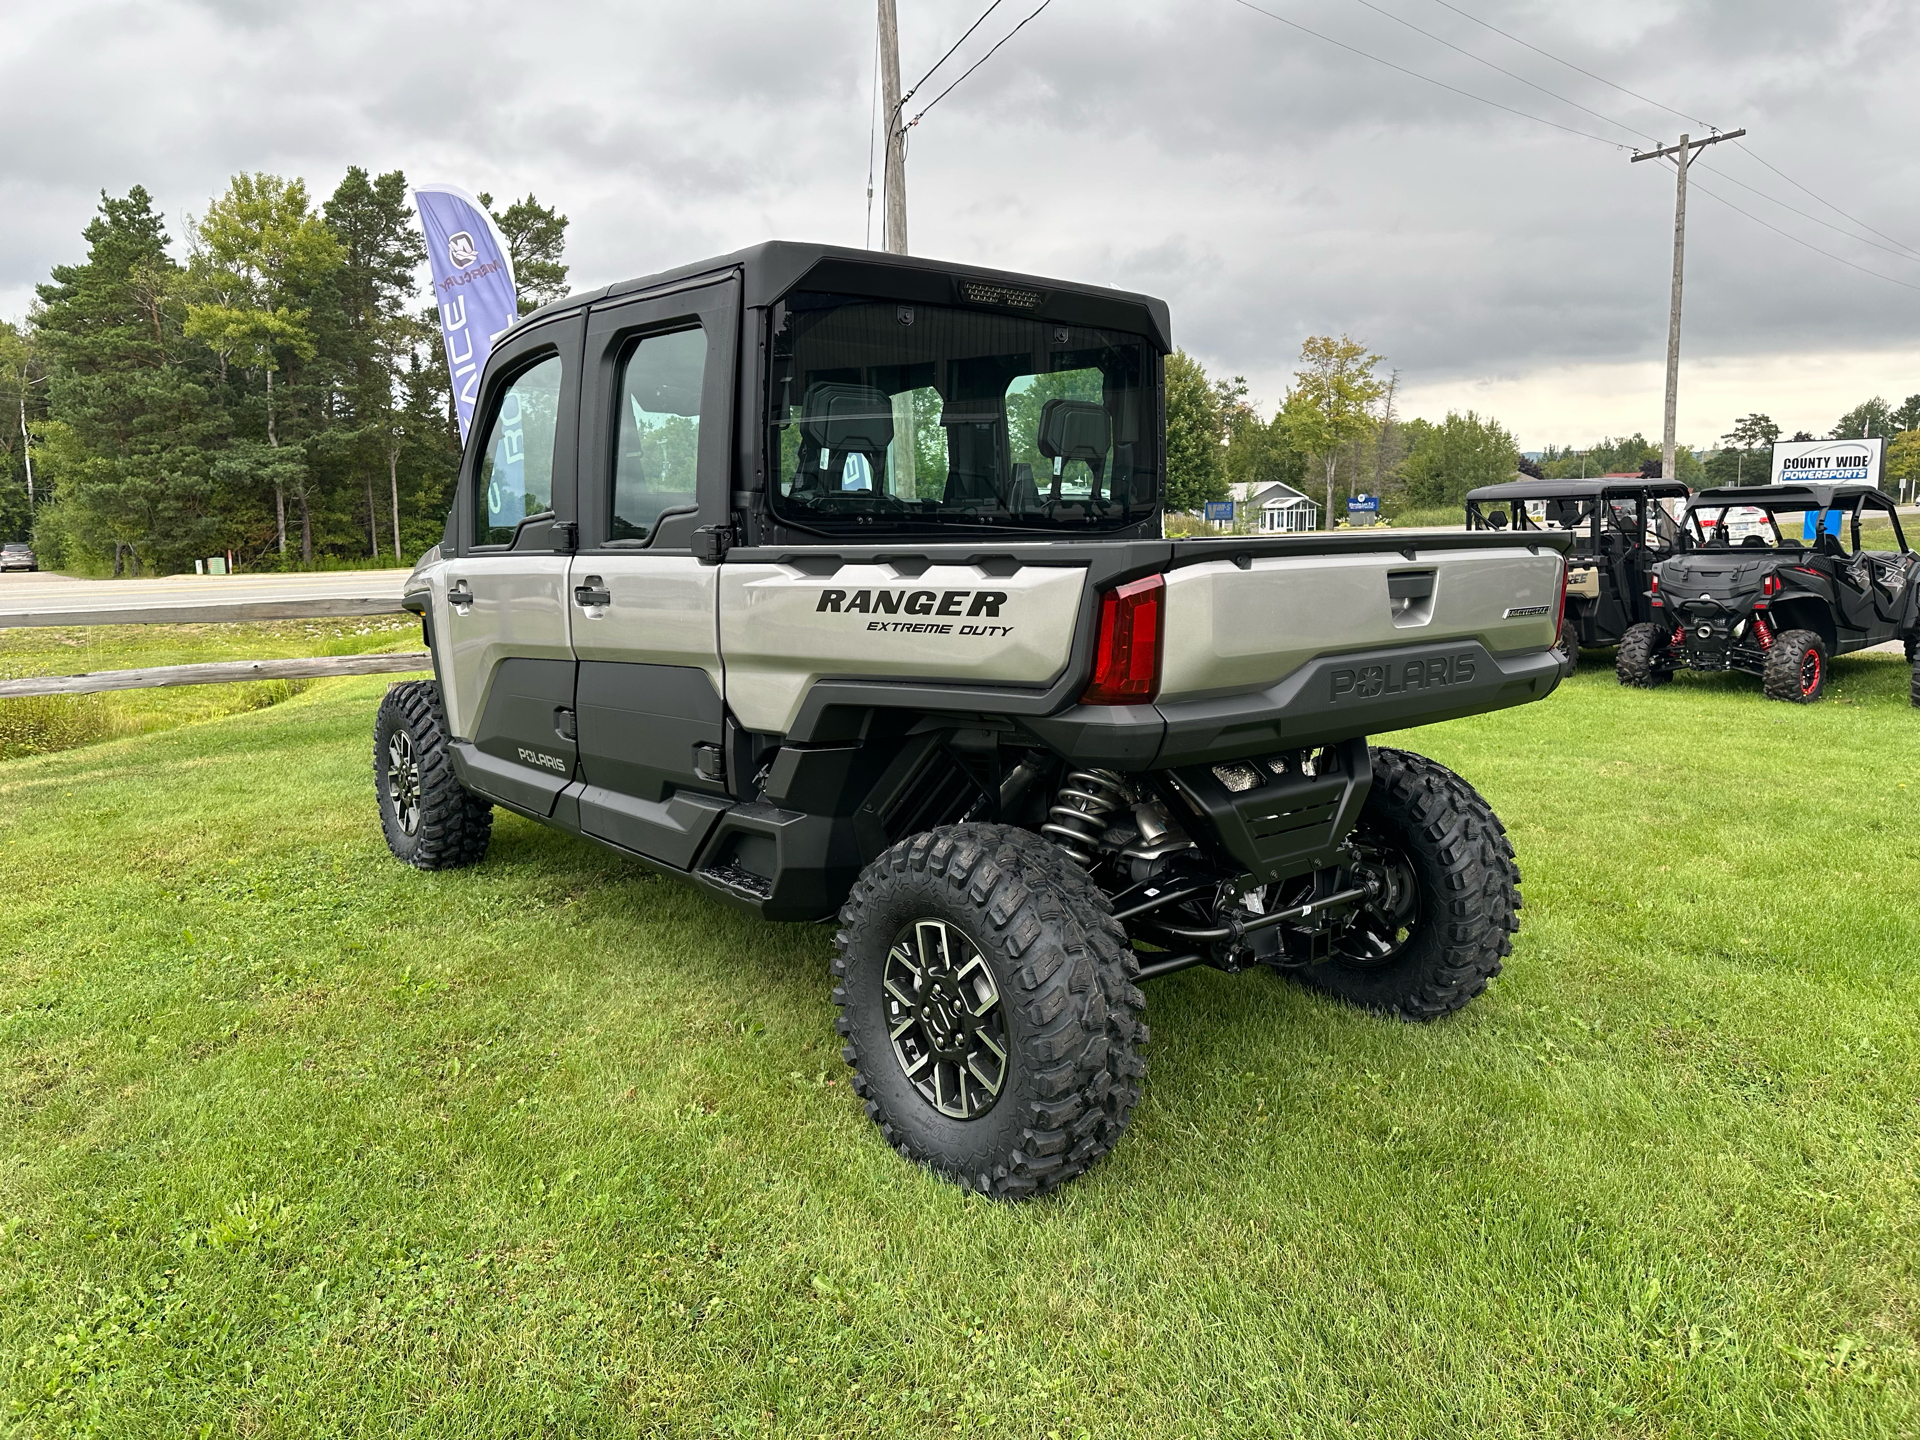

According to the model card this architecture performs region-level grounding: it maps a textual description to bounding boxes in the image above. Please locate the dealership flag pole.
[1632,128,1744,484]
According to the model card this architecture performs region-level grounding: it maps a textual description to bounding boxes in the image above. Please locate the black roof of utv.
[511,240,1175,352]
[1466,478,1691,503]
[1688,483,1892,510]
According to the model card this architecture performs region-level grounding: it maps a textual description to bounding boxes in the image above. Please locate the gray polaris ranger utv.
[377,242,1571,1198]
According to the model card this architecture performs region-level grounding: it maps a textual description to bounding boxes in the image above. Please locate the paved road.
[0,569,413,627]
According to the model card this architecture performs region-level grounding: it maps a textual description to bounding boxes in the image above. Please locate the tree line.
[1164,335,1521,523]
[0,175,568,573]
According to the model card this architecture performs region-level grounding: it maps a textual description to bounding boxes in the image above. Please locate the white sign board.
[1768,436,1883,487]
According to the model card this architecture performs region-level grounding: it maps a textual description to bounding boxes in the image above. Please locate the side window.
[612,327,707,542]
[474,355,564,546]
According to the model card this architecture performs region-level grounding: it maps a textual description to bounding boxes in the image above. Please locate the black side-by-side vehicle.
[1617,483,1919,703]
[1466,478,1688,672]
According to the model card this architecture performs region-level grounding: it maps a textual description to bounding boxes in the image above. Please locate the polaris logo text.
[517,747,569,773]
[815,589,1008,618]
[1329,653,1477,701]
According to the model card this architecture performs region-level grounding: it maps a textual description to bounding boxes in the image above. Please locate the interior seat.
[1036,398,1112,503]
[798,383,894,497]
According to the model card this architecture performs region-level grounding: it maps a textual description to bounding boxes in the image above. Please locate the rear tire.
[1292,748,1518,1021]
[1616,622,1671,688]
[1553,627,1579,675]
[1904,634,1917,665]
[1763,629,1828,703]
[1909,654,1919,709]
[832,824,1145,1200]
[374,680,493,869]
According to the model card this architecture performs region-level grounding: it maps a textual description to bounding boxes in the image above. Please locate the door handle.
[448,581,474,614]
[574,577,610,615]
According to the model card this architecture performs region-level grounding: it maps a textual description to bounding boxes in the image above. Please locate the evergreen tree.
[33,187,228,574]
[322,167,427,560]
[478,192,571,314]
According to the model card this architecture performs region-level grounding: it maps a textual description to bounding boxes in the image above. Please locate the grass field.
[0,646,1914,1437]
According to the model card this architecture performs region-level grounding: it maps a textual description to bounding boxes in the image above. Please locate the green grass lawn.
[0,649,1914,1437]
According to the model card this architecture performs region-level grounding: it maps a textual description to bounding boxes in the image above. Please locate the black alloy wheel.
[1332,831,1421,966]
[386,728,423,838]
[1291,747,1518,1021]
[883,919,1009,1119]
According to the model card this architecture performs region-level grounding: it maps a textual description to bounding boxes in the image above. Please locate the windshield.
[1683,498,1905,554]
[766,293,1159,536]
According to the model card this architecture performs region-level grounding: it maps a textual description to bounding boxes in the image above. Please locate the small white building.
[1240,481,1319,533]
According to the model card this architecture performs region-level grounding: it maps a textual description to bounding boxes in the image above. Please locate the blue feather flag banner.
[413,183,519,443]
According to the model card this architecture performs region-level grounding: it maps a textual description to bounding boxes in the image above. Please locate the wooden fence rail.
[0,652,432,699]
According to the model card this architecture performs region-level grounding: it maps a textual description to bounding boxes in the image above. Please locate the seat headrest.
[801,383,894,453]
[1037,398,1111,464]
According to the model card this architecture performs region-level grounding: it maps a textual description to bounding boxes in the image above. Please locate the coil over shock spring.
[1040,768,1132,867]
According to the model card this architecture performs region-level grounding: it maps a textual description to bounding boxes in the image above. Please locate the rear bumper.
[1025,639,1564,769]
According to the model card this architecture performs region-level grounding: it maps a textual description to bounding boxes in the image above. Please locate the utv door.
[441,315,584,817]
[569,274,740,869]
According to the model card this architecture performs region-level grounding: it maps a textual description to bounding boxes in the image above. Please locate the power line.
[1731,140,1920,261]
[903,0,1010,105]
[1422,0,1720,132]
[1684,168,1920,293]
[1225,0,1631,150]
[1345,0,1656,145]
[1690,160,1920,265]
[909,0,1054,127]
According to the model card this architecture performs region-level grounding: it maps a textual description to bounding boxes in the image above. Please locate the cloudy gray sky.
[4,0,1918,448]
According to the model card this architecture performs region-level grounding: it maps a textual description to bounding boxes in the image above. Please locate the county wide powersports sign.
[1768,437,1883,486]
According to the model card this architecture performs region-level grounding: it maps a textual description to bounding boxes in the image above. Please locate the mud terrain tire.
[1616,622,1672,688]
[374,680,493,869]
[832,824,1145,1200]
[1292,748,1519,1022]
[1763,628,1828,703]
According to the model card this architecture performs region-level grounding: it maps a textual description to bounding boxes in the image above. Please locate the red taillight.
[1761,573,1781,598]
[1556,560,1569,634]
[1080,574,1164,705]
[1650,572,1662,608]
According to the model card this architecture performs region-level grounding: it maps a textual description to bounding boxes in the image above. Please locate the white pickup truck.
[377,242,1571,1198]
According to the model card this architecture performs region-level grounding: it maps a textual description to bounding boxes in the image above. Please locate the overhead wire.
[1731,141,1920,261]
[1224,0,1631,150]
[909,0,1055,127]
[1344,0,1657,145]
[1422,0,1720,132]
[1420,0,1920,264]
[1681,166,1920,293]
[1688,161,1920,265]
[902,0,1011,106]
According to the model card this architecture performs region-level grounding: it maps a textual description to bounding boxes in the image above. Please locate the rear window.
[765,293,1159,537]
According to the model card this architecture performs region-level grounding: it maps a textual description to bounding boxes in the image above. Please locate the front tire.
[1763,629,1828,703]
[373,680,493,869]
[1293,748,1519,1021]
[1616,622,1671,688]
[832,825,1145,1200]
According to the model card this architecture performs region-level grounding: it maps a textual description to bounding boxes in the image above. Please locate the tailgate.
[1159,544,1565,700]
[1141,541,1568,762]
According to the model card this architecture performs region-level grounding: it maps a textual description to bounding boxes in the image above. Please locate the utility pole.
[1632,127,1744,486]
[877,0,908,256]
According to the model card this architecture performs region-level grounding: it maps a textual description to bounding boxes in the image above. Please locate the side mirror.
[1488,511,1508,530]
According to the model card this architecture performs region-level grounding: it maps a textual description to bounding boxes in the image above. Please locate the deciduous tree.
[1279,334,1385,529]
[1162,349,1228,513]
